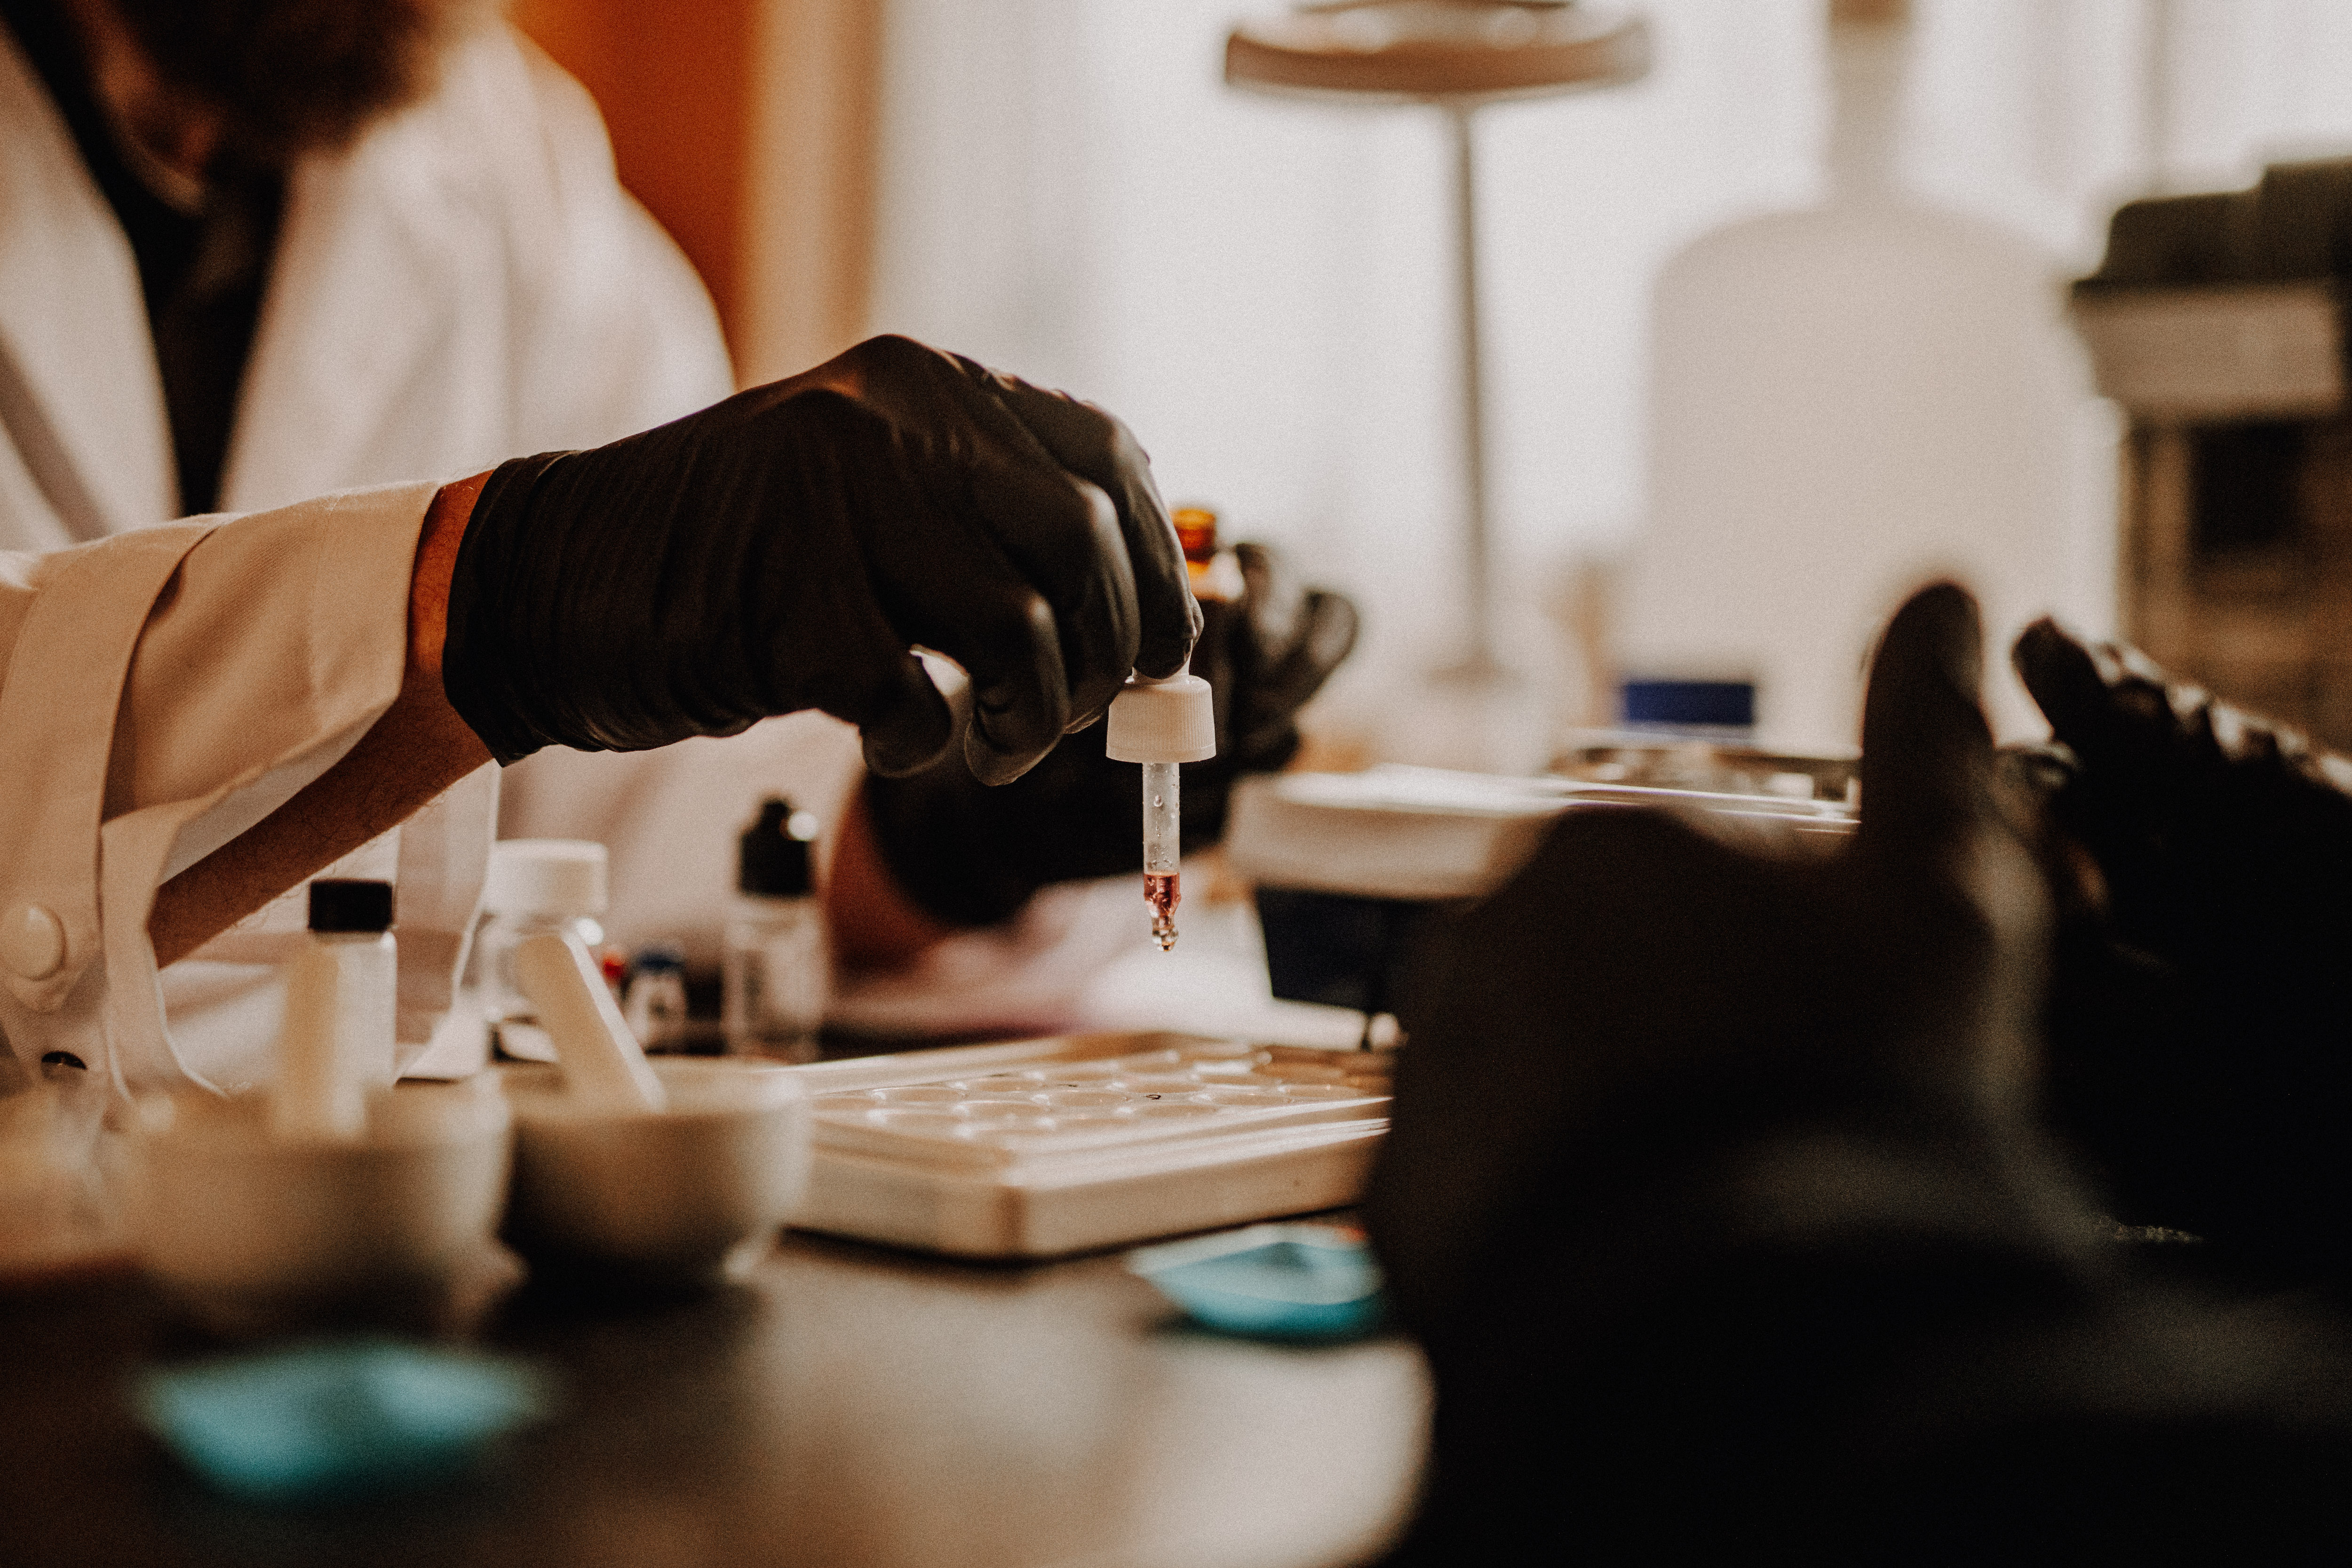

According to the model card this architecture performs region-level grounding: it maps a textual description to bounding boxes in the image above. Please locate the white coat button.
[0,904,67,981]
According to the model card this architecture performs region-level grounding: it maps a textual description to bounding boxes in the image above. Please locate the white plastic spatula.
[511,932,668,1114]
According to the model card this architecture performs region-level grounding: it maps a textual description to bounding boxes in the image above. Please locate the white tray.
[782,1032,1391,1260]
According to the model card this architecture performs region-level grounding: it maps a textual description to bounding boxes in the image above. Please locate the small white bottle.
[477,840,609,1064]
[270,878,397,1143]
[722,798,827,1062]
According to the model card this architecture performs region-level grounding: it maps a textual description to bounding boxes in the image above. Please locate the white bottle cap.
[1106,669,1217,764]
[485,839,609,918]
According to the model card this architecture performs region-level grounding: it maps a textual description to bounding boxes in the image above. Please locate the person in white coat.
[0,0,1357,1091]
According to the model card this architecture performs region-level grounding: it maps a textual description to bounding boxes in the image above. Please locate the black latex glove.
[1363,586,2112,1557]
[2013,620,2352,1281]
[442,335,1199,785]
[1370,581,2055,1344]
[860,542,1359,927]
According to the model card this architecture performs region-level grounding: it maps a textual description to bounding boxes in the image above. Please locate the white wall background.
[866,0,2352,760]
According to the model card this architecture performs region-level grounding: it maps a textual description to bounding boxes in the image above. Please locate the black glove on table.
[442,334,1198,785]
[2013,621,2352,1282]
[859,542,1359,927]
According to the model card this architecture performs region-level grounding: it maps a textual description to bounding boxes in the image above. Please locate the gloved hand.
[859,542,1359,927]
[1363,585,2080,1561]
[2012,620,2352,1280]
[1368,582,2055,1343]
[441,334,1199,784]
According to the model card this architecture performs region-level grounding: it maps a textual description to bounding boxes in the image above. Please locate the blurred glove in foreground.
[444,334,1198,784]
[1362,584,2166,1558]
[862,542,1358,927]
[1359,586,2352,1560]
[2014,619,2352,1283]
[1370,581,2055,1346]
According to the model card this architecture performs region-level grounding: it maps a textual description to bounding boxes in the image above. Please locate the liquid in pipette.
[1145,872,1180,952]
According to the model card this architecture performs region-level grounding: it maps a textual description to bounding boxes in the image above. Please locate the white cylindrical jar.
[477,839,609,1061]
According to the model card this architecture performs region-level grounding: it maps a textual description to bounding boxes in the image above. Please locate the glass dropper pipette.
[1107,666,1216,951]
[1143,761,1180,949]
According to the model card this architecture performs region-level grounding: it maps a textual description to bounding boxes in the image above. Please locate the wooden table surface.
[0,1226,1429,1568]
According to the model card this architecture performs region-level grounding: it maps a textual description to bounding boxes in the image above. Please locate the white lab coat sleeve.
[0,482,469,1092]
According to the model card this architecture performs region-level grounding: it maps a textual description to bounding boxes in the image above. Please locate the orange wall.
[511,0,758,354]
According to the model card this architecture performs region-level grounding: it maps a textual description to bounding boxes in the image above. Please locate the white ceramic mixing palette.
[785,1034,1392,1260]
[810,1040,1389,1167]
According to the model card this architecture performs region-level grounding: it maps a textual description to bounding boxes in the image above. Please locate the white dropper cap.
[485,839,608,919]
[1106,667,1216,763]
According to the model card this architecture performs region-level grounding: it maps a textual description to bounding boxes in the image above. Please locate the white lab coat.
[0,21,731,1089]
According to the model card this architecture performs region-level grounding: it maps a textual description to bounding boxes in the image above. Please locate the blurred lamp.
[1225,1,1649,679]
